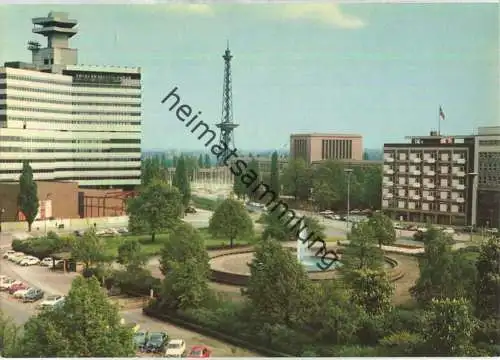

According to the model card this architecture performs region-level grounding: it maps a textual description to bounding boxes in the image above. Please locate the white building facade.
[0,11,141,189]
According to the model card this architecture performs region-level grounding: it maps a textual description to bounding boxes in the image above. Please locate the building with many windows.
[475,126,500,228]
[290,133,363,164]
[382,131,477,226]
[0,11,141,190]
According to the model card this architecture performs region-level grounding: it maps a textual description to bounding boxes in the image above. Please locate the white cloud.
[279,3,365,29]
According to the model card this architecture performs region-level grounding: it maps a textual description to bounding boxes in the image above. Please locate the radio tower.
[216,43,239,164]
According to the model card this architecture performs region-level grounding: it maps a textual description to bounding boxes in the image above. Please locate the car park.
[165,339,186,357]
[22,288,45,302]
[187,345,212,358]
[143,331,168,353]
[134,331,149,350]
[38,295,65,309]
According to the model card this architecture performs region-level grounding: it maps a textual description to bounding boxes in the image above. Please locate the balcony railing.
[410,183,421,188]
[454,171,465,177]
[383,181,394,186]
[425,195,435,201]
[383,194,394,199]
[423,183,435,189]
[411,158,422,163]
[384,157,394,162]
[424,170,436,176]
[453,184,465,190]
[424,158,436,163]
[456,197,465,203]
[411,170,421,176]
[412,195,421,200]
[440,157,450,162]
[384,169,394,175]
[454,158,466,164]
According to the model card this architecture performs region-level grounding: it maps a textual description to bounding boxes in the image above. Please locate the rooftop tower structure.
[216,44,239,164]
[30,11,79,71]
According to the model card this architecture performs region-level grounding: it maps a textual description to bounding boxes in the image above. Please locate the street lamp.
[44,193,52,235]
[467,172,478,242]
[345,168,353,233]
[0,208,5,233]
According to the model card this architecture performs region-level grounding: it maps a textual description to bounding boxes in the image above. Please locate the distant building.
[0,11,141,190]
[290,133,363,165]
[475,126,500,228]
[382,131,477,227]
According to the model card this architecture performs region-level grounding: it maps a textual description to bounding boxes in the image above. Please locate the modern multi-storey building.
[290,133,363,164]
[475,126,500,228]
[382,131,477,226]
[0,11,141,190]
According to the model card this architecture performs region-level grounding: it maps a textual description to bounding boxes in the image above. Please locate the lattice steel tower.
[216,44,239,164]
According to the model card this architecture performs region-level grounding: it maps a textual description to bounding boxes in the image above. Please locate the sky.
[0,2,498,152]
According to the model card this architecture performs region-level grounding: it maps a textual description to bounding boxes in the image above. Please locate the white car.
[20,256,40,266]
[48,260,64,269]
[3,250,15,259]
[443,227,455,235]
[165,339,186,357]
[40,257,54,267]
[13,287,34,298]
[8,252,25,262]
[0,280,21,291]
[38,295,65,309]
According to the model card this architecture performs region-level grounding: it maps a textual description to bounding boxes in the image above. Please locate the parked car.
[117,227,129,234]
[13,286,34,298]
[48,260,64,269]
[393,223,404,230]
[23,288,44,302]
[133,331,149,350]
[143,332,167,353]
[443,227,455,234]
[3,250,15,259]
[185,206,197,214]
[8,252,25,262]
[187,346,211,358]
[20,256,40,266]
[8,283,27,294]
[165,339,186,357]
[38,295,65,309]
[40,257,54,267]
[74,230,85,237]
[0,279,19,291]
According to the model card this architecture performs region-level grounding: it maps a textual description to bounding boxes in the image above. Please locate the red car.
[187,346,211,358]
[8,283,27,294]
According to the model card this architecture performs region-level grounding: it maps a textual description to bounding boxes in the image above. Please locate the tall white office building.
[0,11,141,189]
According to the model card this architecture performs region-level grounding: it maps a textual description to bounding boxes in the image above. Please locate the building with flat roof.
[382,131,477,227]
[475,126,500,228]
[290,133,363,164]
[0,11,141,190]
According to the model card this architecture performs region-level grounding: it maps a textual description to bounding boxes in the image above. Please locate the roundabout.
[209,243,402,286]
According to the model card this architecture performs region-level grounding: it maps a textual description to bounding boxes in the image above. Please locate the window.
[43,59,49,65]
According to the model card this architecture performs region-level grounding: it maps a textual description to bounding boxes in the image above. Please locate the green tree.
[18,161,39,232]
[270,151,280,197]
[159,223,211,310]
[173,155,178,167]
[281,158,312,202]
[349,268,394,315]
[244,239,313,327]
[341,221,384,276]
[204,154,211,168]
[475,236,500,320]
[421,298,477,356]
[117,238,147,270]
[368,212,396,247]
[127,180,183,242]
[18,277,135,357]
[208,198,254,248]
[0,311,20,357]
[411,228,460,304]
[198,154,204,168]
[246,158,261,201]
[172,156,191,208]
[71,229,106,271]
[141,156,163,186]
[360,166,382,209]
[312,160,346,210]
[233,173,247,199]
[306,282,363,345]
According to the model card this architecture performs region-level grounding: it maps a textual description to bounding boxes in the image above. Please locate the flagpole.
[438,106,441,136]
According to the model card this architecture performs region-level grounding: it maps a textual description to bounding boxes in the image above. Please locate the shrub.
[111,270,161,296]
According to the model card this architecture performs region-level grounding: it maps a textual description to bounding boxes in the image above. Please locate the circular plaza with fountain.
[209,240,401,286]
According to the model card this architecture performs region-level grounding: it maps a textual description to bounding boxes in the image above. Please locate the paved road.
[0,233,257,357]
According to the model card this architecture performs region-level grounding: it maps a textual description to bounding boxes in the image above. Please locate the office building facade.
[382,132,476,226]
[290,133,363,164]
[0,11,141,189]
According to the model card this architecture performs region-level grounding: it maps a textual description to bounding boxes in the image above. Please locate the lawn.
[100,228,255,258]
